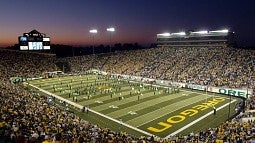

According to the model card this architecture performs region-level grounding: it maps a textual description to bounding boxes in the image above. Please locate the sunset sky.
[0,0,255,47]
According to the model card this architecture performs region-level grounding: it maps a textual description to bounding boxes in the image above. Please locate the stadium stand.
[64,46,255,89]
[1,46,255,142]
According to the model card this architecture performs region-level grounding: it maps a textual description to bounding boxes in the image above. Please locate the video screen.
[19,36,28,42]
[28,42,43,50]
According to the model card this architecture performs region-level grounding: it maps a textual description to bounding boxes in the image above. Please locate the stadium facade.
[157,29,236,47]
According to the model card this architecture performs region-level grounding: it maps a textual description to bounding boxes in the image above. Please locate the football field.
[28,74,241,138]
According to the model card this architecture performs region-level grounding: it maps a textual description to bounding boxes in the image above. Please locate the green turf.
[27,74,242,138]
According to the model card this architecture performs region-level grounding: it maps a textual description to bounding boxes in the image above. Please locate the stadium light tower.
[172,32,186,36]
[157,33,171,37]
[107,27,115,53]
[89,29,98,54]
[210,29,229,33]
[191,30,208,34]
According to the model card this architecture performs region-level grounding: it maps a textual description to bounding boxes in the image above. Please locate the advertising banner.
[207,87,252,98]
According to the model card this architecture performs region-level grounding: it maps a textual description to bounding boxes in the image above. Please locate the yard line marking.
[29,76,229,138]
[128,111,137,115]
[109,105,119,109]
[164,99,237,139]
[105,91,195,118]
[88,106,154,137]
[135,94,207,127]
[95,100,103,103]
[29,83,154,137]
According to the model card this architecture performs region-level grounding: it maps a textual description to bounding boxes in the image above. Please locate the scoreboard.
[19,36,50,50]
[18,30,51,50]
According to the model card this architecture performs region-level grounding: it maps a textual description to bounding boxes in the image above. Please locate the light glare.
[89,29,98,33]
[107,27,115,32]
[191,31,208,34]
[172,32,186,35]
[158,33,171,36]
[210,29,229,33]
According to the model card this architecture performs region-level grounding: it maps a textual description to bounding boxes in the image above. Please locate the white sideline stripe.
[164,99,237,139]
[28,83,154,137]
[29,84,84,109]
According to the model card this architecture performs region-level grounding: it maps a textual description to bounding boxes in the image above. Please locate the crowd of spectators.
[1,47,255,142]
[0,50,149,142]
[0,49,58,79]
[1,81,151,143]
[64,46,255,89]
